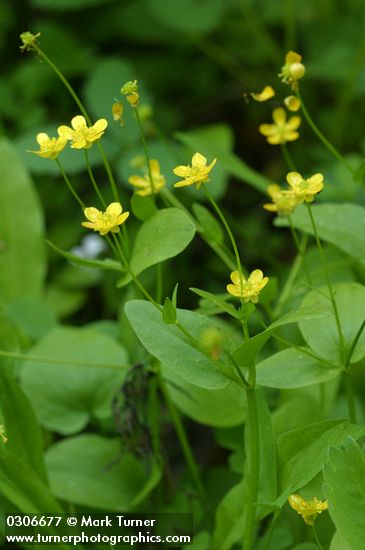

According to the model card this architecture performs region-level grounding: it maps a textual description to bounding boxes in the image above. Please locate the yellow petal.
[192,152,207,168]
[106,202,123,217]
[129,175,148,188]
[93,118,108,133]
[207,158,217,171]
[308,173,324,185]
[173,165,191,177]
[284,131,300,142]
[259,124,275,136]
[150,159,160,174]
[84,207,101,222]
[248,269,264,285]
[284,95,301,112]
[174,179,194,188]
[36,133,50,145]
[286,51,302,64]
[263,203,278,212]
[71,115,87,130]
[115,211,130,225]
[230,271,246,286]
[57,125,74,139]
[267,184,281,198]
[227,284,242,297]
[267,134,283,145]
[286,172,303,188]
[251,86,275,102]
[272,108,286,125]
[286,116,301,130]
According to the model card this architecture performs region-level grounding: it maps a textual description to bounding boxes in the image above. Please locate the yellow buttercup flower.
[263,184,300,216]
[259,108,301,145]
[58,115,107,149]
[227,269,269,304]
[112,102,124,125]
[173,152,217,189]
[251,86,275,102]
[27,132,67,160]
[288,494,328,526]
[286,171,324,203]
[284,95,301,112]
[0,425,7,443]
[128,159,166,196]
[279,51,305,90]
[82,202,129,236]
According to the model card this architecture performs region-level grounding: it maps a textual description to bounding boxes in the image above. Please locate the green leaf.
[47,240,123,271]
[0,361,46,481]
[161,364,246,427]
[324,438,365,550]
[277,420,365,495]
[46,434,160,510]
[130,193,157,221]
[162,297,176,324]
[211,481,245,550]
[192,203,224,244]
[20,326,128,434]
[190,287,239,319]
[146,0,225,34]
[232,304,332,368]
[0,138,45,301]
[330,531,353,550]
[256,348,340,389]
[299,283,365,364]
[125,300,234,389]
[275,203,365,266]
[31,0,113,9]
[118,208,196,287]
[175,125,271,194]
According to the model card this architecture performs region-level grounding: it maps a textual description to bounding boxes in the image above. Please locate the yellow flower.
[284,95,301,112]
[20,31,41,52]
[0,425,7,443]
[288,494,328,526]
[286,171,324,203]
[121,80,140,107]
[279,51,305,90]
[259,108,301,145]
[173,152,217,189]
[128,159,166,196]
[251,86,275,102]
[58,115,107,149]
[82,202,129,236]
[227,269,269,304]
[263,184,299,216]
[27,132,67,160]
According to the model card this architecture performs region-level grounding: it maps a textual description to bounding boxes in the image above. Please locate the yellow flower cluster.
[82,202,129,236]
[259,107,301,145]
[129,160,166,196]
[227,269,269,303]
[121,80,140,107]
[288,494,328,526]
[173,152,216,189]
[28,115,108,159]
[263,172,324,215]
[279,51,305,90]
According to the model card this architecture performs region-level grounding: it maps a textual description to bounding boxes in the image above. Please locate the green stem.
[306,203,345,358]
[134,107,156,196]
[36,45,120,201]
[280,143,296,171]
[242,382,259,550]
[274,234,306,316]
[344,371,356,423]
[55,159,85,209]
[345,319,365,368]
[297,90,355,175]
[84,150,106,208]
[312,524,324,550]
[202,186,246,276]
[157,372,205,501]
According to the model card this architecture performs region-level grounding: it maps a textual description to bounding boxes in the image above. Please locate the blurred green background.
[1,0,365,322]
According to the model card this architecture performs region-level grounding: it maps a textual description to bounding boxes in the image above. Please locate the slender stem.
[157,372,205,501]
[162,188,236,271]
[274,234,307,316]
[306,203,345,358]
[297,90,355,175]
[272,334,342,370]
[280,143,296,171]
[264,512,279,550]
[312,524,324,550]
[36,45,120,201]
[55,159,85,209]
[242,319,250,341]
[0,349,126,370]
[203,186,246,276]
[288,215,301,251]
[134,107,156,196]
[344,372,356,423]
[345,319,365,368]
[84,150,106,208]
[242,382,259,550]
